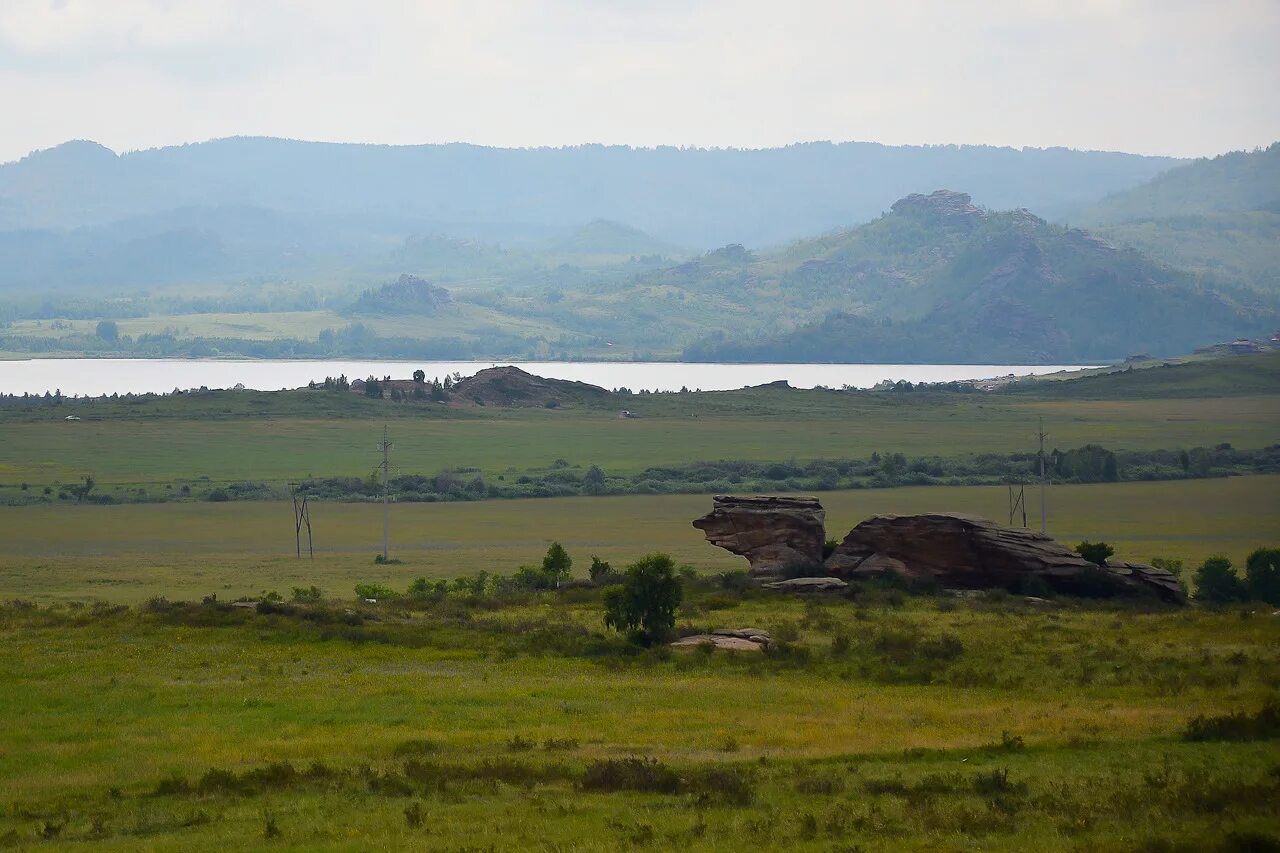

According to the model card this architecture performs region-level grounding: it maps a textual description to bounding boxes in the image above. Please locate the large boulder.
[826,512,1184,602]
[692,495,826,577]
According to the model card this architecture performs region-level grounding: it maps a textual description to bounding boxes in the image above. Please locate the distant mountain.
[1073,143,1280,292]
[681,190,1277,362]
[0,136,1179,250]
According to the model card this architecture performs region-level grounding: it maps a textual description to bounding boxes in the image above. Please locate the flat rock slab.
[671,634,766,652]
[762,577,849,593]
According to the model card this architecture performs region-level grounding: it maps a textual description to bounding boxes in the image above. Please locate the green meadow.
[1,476,1277,604]
[1,355,1277,850]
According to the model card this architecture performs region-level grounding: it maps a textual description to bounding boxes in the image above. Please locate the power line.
[378,425,393,562]
[1037,417,1049,534]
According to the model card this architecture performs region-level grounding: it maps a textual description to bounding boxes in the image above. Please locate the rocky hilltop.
[693,496,1184,602]
[451,366,610,407]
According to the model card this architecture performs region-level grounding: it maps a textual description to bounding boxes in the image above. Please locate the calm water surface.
[0,359,1097,397]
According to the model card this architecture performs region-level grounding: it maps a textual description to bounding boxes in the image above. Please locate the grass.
[0,590,1277,850]
[0,476,1276,603]
[0,353,1277,848]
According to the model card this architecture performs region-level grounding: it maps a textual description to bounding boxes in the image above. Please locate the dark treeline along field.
[10,444,1277,508]
[2,141,1277,363]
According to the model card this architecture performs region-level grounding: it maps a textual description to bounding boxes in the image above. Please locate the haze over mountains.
[0,136,1276,363]
[0,137,1176,264]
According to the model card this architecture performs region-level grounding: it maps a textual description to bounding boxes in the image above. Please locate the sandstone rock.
[671,634,766,652]
[761,577,849,593]
[826,512,1184,602]
[712,628,771,641]
[692,495,826,577]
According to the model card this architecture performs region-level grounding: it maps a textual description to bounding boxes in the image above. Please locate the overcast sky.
[1,0,1277,163]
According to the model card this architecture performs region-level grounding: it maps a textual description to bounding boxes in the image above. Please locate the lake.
[0,358,1098,397]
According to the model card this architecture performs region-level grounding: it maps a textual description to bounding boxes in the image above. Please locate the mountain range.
[0,137,1277,362]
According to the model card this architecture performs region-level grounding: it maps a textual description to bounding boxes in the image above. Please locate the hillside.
[680,191,1278,362]
[1074,144,1280,292]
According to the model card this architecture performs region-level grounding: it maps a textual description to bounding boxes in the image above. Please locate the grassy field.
[1,381,1276,492]
[1,476,1276,604]
[1,356,1278,849]
[1,586,1277,850]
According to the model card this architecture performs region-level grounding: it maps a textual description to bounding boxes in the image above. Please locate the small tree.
[1074,541,1115,566]
[588,555,616,584]
[603,553,682,645]
[413,369,426,383]
[1244,547,1280,605]
[582,465,606,495]
[95,320,119,343]
[69,475,95,504]
[1193,555,1246,603]
[542,542,573,587]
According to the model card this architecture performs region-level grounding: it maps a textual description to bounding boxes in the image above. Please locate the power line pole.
[378,425,392,562]
[1037,417,1049,534]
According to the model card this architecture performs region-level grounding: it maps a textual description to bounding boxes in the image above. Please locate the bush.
[1184,700,1280,742]
[1074,541,1115,566]
[354,583,400,601]
[603,553,683,645]
[1193,556,1247,603]
[1244,547,1280,605]
[206,488,230,502]
[581,758,680,793]
[291,586,322,602]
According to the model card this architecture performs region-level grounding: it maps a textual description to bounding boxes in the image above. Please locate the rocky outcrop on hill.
[691,495,826,577]
[889,189,985,224]
[450,366,611,407]
[693,497,1184,601]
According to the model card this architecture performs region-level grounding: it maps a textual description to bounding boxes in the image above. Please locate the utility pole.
[378,425,392,561]
[1037,417,1049,534]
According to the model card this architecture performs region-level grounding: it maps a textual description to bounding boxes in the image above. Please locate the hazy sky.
[1,0,1277,163]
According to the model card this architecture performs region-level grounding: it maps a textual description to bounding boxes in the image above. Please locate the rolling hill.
[1074,143,1280,292]
[679,190,1278,362]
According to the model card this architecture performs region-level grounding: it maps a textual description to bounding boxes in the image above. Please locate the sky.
[1,0,1278,163]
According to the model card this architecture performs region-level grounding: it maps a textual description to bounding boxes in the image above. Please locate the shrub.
[603,553,682,645]
[581,758,680,793]
[207,488,230,502]
[1074,541,1115,566]
[1193,556,1247,603]
[1183,700,1280,742]
[354,583,400,601]
[290,586,322,602]
[589,555,620,584]
[1244,547,1280,605]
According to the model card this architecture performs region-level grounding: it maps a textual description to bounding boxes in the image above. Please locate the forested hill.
[681,190,1278,363]
[0,137,1179,248]
[1073,143,1280,292]
[1080,143,1280,223]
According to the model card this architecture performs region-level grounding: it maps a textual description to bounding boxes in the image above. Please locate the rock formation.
[450,366,611,407]
[691,495,826,576]
[693,497,1184,602]
[828,512,1183,602]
